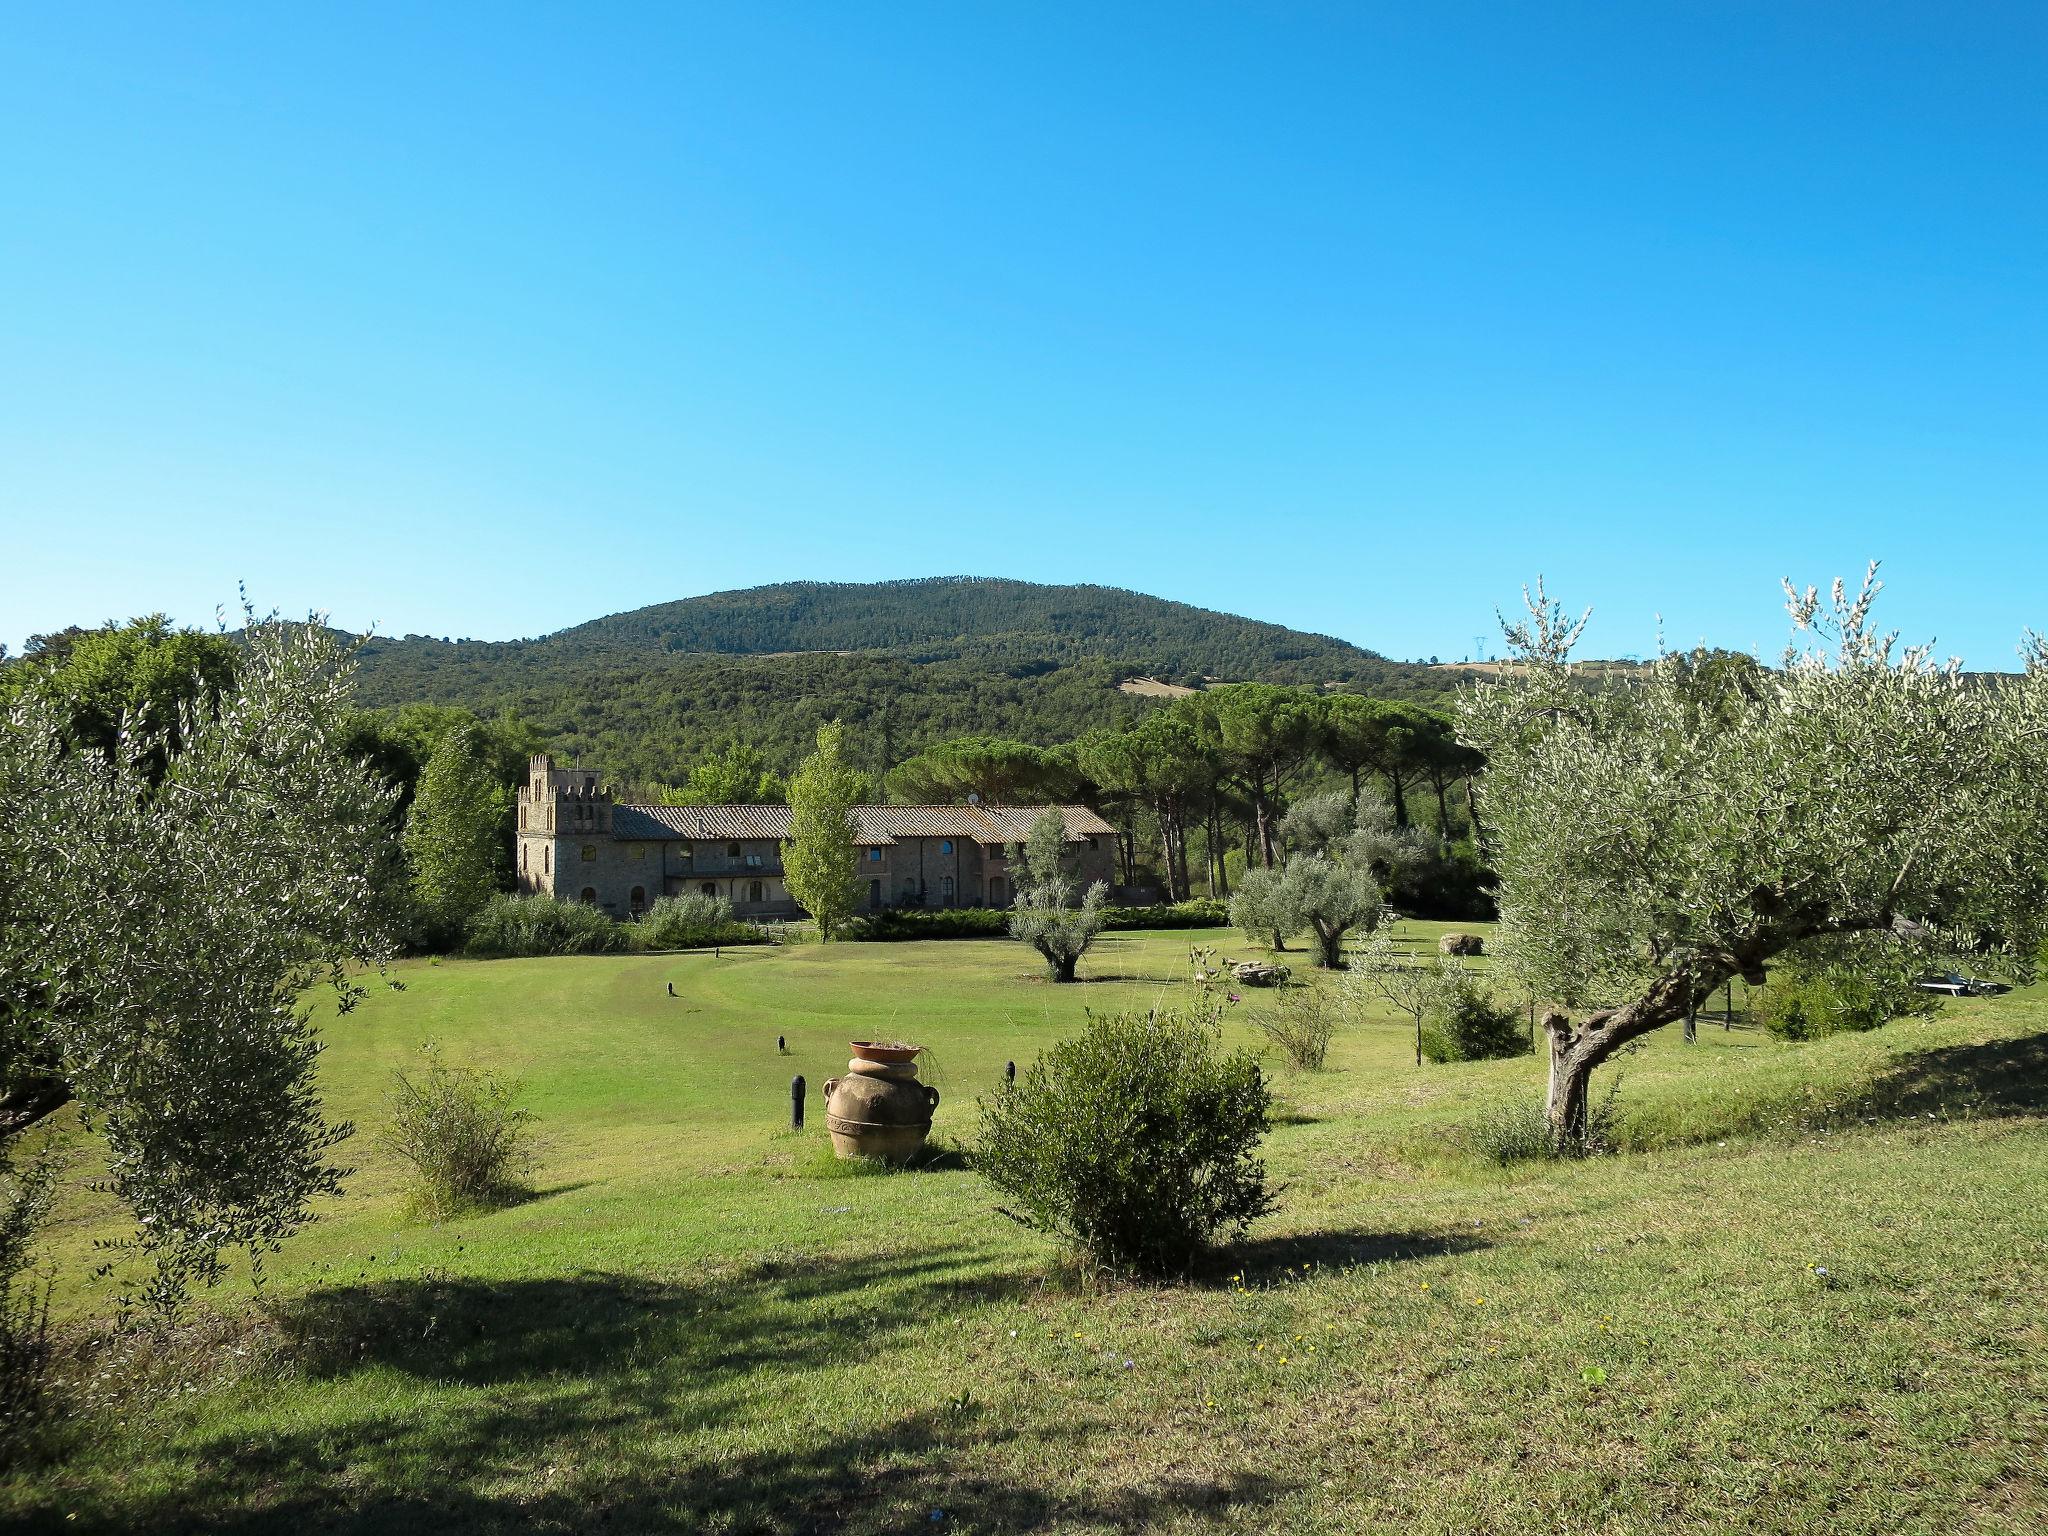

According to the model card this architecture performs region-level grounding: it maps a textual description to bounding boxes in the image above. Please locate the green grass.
[9,924,2048,1534]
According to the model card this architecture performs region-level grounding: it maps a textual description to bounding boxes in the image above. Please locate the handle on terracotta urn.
[924,1086,940,1111]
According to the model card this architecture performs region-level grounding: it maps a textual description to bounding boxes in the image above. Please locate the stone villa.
[515,754,1119,921]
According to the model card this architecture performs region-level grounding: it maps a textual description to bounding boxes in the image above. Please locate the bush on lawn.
[974,1003,1274,1276]
[464,894,627,958]
[1419,967,1528,1063]
[385,1050,535,1217]
[1756,941,1938,1040]
[630,893,762,950]
[1253,985,1342,1070]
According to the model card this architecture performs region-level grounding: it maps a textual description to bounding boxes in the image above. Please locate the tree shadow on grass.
[1853,1033,2048,1122]
[1203,1227,1488,1287]
[29,1245,1291,1536]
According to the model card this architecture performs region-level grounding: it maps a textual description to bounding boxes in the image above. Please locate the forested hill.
[348,577,1461,785]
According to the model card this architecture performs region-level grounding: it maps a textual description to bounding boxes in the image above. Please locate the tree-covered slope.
[347,578,1458,784]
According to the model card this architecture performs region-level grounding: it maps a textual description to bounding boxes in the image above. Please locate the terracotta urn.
[825,1043,938,1163]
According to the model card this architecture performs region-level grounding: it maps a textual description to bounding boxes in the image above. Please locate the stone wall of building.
[514,754,1120,923]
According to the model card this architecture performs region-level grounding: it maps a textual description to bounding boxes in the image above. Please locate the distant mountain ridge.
[349,577,1460,784]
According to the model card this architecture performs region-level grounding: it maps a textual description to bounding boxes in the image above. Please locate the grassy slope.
[10,926,2048,1535]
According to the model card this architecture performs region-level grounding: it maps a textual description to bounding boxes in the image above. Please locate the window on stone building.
[867,847,882,862]
[701,881,716,898]
[941,840,954,855]
[727,842,742,858]
[582,844,597,861]
[520,846,528,872]
[941,875,954,904]
[579,887,598,904]
[748,880,764,903]
[630,885,646,913]
[630,844,647,861]
[544,847,551,874]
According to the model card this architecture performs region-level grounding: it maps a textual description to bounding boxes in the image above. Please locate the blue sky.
[3,4,2043,666]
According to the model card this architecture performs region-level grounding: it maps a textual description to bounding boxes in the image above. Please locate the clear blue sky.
[4,4,2043,666]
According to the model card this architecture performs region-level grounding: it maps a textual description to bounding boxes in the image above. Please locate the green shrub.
[974,1004,1274,1275]
[846,900,1229,942]
[0,1152,57,1464]
[1756,961,1936,1041]
[631,892,762,950]
[1101,899,1230,931]
[1420,968,1529,1062]
[385,1052,536,1216]
[1253,986,1341,1070]
[849,906,1010,941]
[463,894,627,958]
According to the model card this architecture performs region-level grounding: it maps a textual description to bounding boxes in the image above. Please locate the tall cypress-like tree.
[403,723,505,946]
[784,720,863,940]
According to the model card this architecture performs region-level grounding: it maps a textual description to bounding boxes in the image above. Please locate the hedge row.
[847,899,1230,942]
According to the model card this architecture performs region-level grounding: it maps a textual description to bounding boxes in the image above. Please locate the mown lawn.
[8,924,2047,1535]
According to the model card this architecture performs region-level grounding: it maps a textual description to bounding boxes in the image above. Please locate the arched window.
[629,885,646,913]
[748,880,764,903]
[727,842,742,858]
[580,887,598,905]
[520,845,528,872]
[544,847,551,874]
[941,839,954,855]
[941,875,954,904]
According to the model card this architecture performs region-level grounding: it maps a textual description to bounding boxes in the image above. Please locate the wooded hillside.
[347,578,1461,782]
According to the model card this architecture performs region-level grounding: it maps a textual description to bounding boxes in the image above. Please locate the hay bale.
[1439,933,1484,957]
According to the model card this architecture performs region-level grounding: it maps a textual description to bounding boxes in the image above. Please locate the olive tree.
[1459,568,2048,1144]
[0,616,396,1311]
[1008,808,1108,982]
[1229,791,1428,968]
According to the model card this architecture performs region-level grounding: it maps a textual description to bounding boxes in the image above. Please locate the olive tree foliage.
[783,720,864,940]
[1228,791,1429,968]
[0,617,397,1311]
[1007,808,1109,982]
[1459,568,2048,1145]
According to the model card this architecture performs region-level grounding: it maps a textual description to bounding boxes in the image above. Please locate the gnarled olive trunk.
[1543,963,1751,1146]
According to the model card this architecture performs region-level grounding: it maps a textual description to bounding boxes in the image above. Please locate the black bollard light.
[790,1074,806,1131]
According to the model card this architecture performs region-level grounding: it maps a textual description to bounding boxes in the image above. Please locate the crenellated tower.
[516,753,613,893]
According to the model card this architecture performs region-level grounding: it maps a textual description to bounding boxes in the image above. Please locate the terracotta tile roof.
[609,803,1115,846]
[612,804,792,840]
